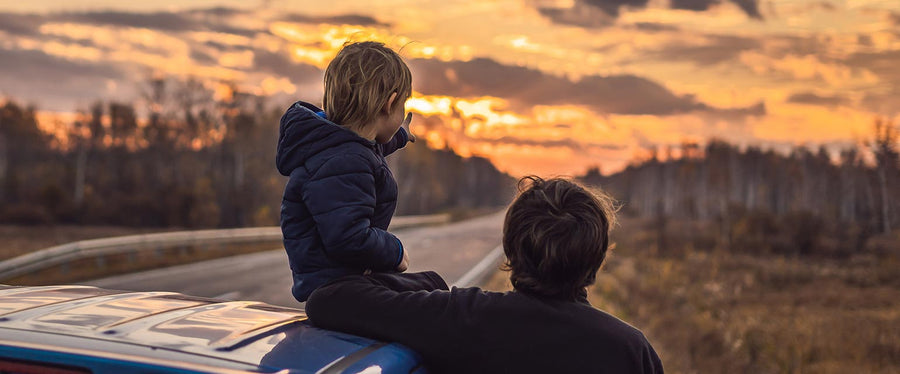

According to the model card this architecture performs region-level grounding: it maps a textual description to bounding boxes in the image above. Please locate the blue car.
[0,284,427,374]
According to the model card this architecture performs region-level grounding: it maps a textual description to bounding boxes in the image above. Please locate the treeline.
[582,126,899,256]
[0,77,514,228]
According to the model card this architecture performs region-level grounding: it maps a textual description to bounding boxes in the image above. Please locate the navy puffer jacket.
[277,101,409,302]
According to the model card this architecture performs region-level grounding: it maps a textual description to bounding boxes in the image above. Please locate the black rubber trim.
[320,343,387,374]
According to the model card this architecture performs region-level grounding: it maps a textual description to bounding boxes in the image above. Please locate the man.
[307,176,664,373]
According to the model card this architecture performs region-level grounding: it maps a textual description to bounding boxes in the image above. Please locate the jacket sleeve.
[377,127,409,156]
[644,339,665,374]
[306,272,459,359]
[302,153,403,271]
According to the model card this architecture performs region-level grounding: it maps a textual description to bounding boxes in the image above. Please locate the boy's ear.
[383,92,398,115]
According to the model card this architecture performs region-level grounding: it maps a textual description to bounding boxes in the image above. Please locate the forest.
[2,71,898,256]
[0,76,515,228]
[582,121,899,257]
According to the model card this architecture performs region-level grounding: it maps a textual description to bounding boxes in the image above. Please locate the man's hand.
[402,112,416,143]
[396,247,409,272]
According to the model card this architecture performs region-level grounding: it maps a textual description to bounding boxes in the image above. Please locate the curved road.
[84,212,504,308]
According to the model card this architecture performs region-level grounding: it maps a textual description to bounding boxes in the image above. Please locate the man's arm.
[306,272,460,358]
[644,339,665,374]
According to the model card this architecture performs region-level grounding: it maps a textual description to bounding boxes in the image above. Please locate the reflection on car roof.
[0,285,425,373]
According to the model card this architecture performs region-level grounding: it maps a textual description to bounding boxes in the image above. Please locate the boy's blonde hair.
[323,41,412,139]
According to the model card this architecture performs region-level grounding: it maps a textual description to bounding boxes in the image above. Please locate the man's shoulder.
[584,306,652,344]
[496,293,652,346]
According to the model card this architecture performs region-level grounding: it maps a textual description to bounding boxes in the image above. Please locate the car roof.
[0,285,421,373]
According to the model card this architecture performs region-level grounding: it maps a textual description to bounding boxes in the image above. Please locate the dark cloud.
[763,34,825,58]
[411,58,719,115]
[55,11,197,31]
[203,41,235,51]
[253,50,323,84]
[631,22,681,32]
[812,1,837,11]
[670,0,718,12]
[281,13,389,27]
[862,90,900,116]
[190,50,217,65]
[204,24,260,37]
[487,136,625,152]
[50,9,260,37]
[857,34,873,47]
[0,48,122,111]
[727,0,762,19]
[831,49,900,115]
[851,49,900,115]
[537,0,641,28]
[649,34,760,66]
[0,13,44,36]
[203,41,253,51]
[186,7,252,17]
[671,0,764,19]
[182,7,265,37]
[847,50,900,82]
[582,0,651,17]
[537,7,613,29]
[716,101,766,117]
[1,8,378,40]
[787,92,848,106]
[0,48,115,79]
[889,11,900,26]
[538,6,618,28]
[1,10,248,38]
[536,0,762,27]
[49,9,384,36]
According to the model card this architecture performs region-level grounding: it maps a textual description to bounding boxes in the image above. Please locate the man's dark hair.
[502,176,618,300]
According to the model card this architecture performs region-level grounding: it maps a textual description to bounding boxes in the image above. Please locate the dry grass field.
[484,218,900,374]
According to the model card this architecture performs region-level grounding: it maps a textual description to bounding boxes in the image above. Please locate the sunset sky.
[0,0,898,176]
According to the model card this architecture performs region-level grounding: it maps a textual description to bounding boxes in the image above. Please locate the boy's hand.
[401,112,416,143]
[396,248,409,272]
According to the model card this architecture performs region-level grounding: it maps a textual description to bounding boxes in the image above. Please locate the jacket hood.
[276,101,372,176]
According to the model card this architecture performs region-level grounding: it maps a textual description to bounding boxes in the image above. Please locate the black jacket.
[306,272,664,374]
[276,101,409,302]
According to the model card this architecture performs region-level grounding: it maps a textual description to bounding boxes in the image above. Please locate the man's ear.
[383,92,397,115]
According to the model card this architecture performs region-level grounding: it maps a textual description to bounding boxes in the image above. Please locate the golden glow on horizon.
[214,83,234,102]
[750,102,875,143]
[456,98,527,127]
[2,0,898,176]
[406,95,454,116]
[258,76,297,96]
[218,50,254,69]
[268,22,475,69]
[406,94,528,129]
[399,88,898,176]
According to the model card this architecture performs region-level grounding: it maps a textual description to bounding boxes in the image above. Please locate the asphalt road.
[84,211,505,308]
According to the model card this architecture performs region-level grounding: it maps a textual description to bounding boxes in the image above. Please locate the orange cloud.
[750,102,874,143]
[218,50,254,68]
[739,51,879,87]
[257,76,297,96]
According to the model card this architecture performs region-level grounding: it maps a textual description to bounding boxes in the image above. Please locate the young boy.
[276,41,415,303]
